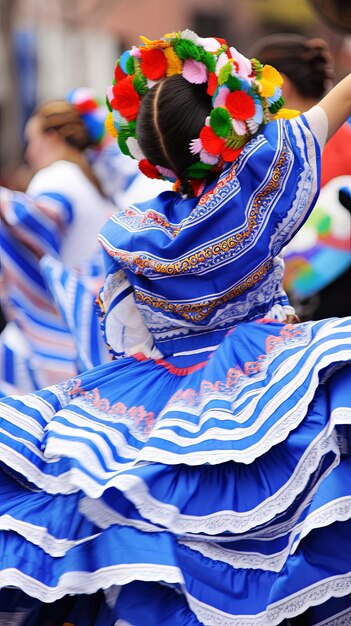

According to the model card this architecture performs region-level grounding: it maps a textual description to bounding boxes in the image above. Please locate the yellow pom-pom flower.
[105,112,118,138]
[139,35,169,49]
[259,64,284,98]
[274,107,301,120]
[262,64,284,88]
[164,46,183,76]
[259,78,276,98]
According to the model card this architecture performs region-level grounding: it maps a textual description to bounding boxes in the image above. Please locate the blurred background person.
[251,33,351,320]
[0,90,113,395]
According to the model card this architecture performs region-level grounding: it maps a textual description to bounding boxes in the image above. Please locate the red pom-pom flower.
[207,72,218,96]
[111,77,140,121]
[114,62,127,82]
[225,91,255,120]
[200,126,226,156]
[140,48,167,80]
[74,98,97,114]
[222,146,242,162]
[139,159,161,179]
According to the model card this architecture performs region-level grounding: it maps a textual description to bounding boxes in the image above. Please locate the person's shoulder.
[27,160,81,197]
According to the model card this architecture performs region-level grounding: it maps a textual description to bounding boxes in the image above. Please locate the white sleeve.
[303,105,328,152]
[98,269,163,360]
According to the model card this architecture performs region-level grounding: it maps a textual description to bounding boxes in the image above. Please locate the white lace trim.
[0,442,81,494]
[0,564,183,603]
[179,538,291,572]
[268,573,351,625]
[186,592,268,626]
[0,515,99,557]
[0,423,340,536]
[186,572,351,625]
[179,490,351,573]
[292,495,351,554]
[177,466,329,543]
[80,461,333,574]
[79,496,162,534]
[86,428,339,535]
[139,346,351,467]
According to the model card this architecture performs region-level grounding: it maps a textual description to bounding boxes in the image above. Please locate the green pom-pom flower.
[133,73,148,95]
[105,95,112,113]
[218,62,233,86]
[269,96,284,114]
[117,129,131,156]
[126,56,135,75]
[226,75,242,92]
[127,120,137,135]
[174,39,201,61]
[251,58,263,79]
[198,48,216,73]
[210,107,232,138]
[186,162,213,178]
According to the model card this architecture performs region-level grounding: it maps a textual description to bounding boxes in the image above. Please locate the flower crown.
[105,30,299,194]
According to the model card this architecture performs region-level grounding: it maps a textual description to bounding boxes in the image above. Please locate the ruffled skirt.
[0,317,351,625]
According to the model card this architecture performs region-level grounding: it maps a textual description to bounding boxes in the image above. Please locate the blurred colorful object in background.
[283,176,351,299]
[321,118,351,187]
[66,87,106,145]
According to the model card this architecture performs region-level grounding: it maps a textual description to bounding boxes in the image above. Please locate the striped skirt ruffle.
[0,317,350,625]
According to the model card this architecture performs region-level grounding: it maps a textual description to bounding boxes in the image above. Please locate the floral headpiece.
[66,87,106,145]
[105,30,299,193]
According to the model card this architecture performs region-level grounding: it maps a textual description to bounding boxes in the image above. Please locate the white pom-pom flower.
[232,119,247,136]
[200,149,219,165]
[229,47,252,79]
[189,138,203,155]
[246,118,260,134]
[126,137,145,161]
[197,36,222,53]
[215,52,229,76]
[180,30,199,44]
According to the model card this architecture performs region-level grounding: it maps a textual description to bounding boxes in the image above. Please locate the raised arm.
[317,73,351,141]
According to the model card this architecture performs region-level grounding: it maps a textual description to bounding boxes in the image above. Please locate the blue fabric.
[0,318,350,623]
[0,116,350,625]
[40,255,110,371]
[99,116,320,356]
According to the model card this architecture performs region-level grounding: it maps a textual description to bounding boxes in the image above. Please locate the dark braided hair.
[136,74,212,191]
[250,34,335,99]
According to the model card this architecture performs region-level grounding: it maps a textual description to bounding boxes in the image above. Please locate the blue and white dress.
[0,110,351,626]
[0,161,111,394]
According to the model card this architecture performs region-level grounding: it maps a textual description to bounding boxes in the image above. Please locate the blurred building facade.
[0,0,350,181]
